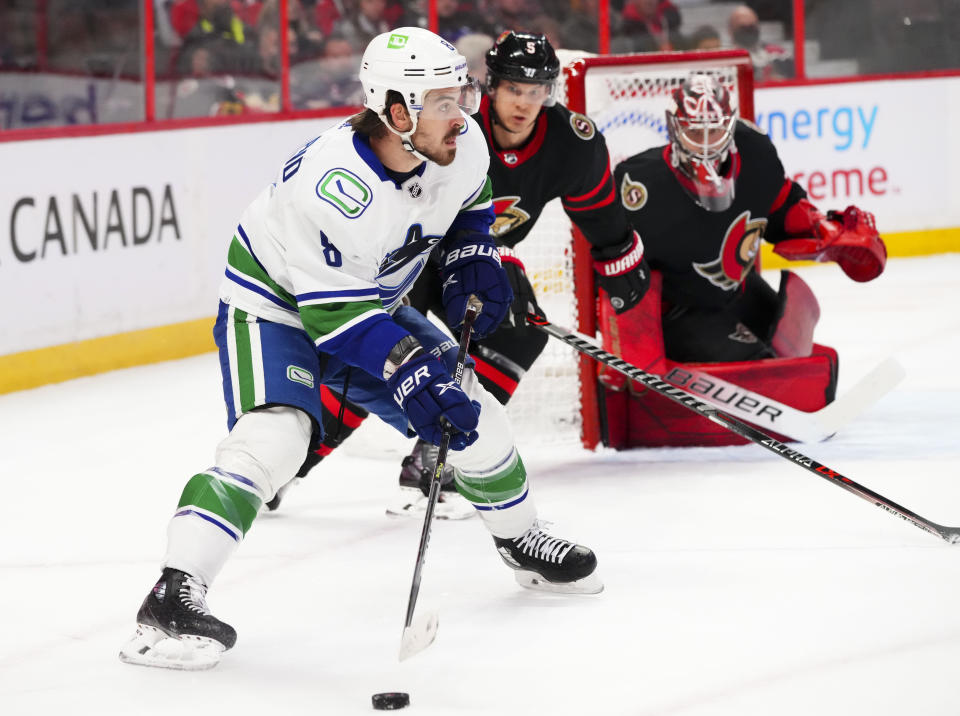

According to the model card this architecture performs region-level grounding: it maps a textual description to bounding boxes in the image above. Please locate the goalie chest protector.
[614,121,797,310]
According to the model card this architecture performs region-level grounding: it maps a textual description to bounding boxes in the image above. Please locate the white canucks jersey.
[219,116,493,379]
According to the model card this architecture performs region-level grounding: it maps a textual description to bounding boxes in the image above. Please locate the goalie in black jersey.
[271,31,650,516]
[601,72,888,447]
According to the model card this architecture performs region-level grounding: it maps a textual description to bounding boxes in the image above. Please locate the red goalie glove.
[774,203,887,282]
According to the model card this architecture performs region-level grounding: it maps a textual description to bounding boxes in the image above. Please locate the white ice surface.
[1,256,959,715]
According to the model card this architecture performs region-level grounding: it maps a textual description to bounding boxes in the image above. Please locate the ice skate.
[494,520,603,594]
[119,567,237,670]
[386,438,476,520]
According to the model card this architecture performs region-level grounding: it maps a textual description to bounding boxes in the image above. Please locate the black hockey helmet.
[485,31,560,98]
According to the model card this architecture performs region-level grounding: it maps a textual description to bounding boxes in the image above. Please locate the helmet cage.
[665,74,739,212]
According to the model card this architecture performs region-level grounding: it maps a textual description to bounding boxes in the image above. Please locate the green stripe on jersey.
[299,300,383,344]
[178,472,262,536]
[231,308,257,413]
[455,452,527,505]
[227,237,297,307]
[464,176,493,210]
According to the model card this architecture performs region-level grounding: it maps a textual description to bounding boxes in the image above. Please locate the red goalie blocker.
[596,271,838,448]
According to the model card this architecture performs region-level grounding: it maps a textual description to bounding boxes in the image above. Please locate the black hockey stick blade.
[399,297,482,661]
[528,313,960,544]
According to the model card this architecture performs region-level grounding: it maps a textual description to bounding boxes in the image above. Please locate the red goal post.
[503,50,755,450]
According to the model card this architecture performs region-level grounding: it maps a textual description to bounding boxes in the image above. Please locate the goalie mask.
[359,27,481,160]
[665,73,739,212]
[485,31,560,106]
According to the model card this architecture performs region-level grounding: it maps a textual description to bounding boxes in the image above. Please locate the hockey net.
[505,50,755,449]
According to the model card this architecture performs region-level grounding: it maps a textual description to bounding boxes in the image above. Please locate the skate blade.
[398,610,439,662]
[513,569,604,595]
[385,489,476,521]
[118,624,225,671]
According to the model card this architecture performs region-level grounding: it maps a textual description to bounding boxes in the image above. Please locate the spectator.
[177,0,258,75]
[311,0,348,36]
[258,0,323,63]
[455,32,495,86]
[728,3,793,80]
[562,0,623,54]
[436,0,485,45]
[618,0,681,52]
[484,0,539,38]
[685,23,721,50]
[301,33,364,107]
[332,0,393,49]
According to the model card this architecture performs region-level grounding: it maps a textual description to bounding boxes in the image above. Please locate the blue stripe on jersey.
[297,288,381,302]
[224,268,299,312]
[236,223,270,276]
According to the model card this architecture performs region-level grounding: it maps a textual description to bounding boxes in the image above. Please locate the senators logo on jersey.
[491,196,531,237]
[619,172,648,211]
[569,113,595,140]
[692,211,766,290]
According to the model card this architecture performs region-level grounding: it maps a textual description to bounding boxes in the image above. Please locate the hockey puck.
[371,692,409,710]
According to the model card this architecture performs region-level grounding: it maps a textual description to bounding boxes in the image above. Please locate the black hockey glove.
[440,233,512,338]
[592,230,650,314]
[498,246,544,326]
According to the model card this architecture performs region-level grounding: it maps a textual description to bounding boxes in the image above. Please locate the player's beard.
[411,126,459,166]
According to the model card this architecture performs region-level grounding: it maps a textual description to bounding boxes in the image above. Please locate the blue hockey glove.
[388,351,481,450]
[440,234,512,338]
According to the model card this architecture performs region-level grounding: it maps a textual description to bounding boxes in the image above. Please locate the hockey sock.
[455,447,536,538]
[296,386,369,477]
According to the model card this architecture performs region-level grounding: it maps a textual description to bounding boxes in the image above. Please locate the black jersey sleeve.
[555,107,632,251]
[735,121,809,242]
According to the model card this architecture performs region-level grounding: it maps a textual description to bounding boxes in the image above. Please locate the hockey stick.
[528,314,960,545]
[658,356,904,443]
[399,296,482,661]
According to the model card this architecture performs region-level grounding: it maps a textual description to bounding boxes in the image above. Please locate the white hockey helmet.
[359,28,480,156]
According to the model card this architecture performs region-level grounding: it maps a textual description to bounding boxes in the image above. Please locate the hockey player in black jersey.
[600,72,887,447]
[270,31,650,516]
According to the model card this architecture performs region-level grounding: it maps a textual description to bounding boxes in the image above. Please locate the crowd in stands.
[2,0,959,121]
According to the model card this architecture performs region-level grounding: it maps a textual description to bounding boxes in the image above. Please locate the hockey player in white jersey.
[119,27,601,671]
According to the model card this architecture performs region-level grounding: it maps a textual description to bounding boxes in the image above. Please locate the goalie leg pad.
[769,270,820,358]
[599,270,666,392]
[603,350,838,448]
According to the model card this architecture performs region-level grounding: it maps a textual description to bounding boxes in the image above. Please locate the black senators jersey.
[474,95,629,252]
[614,120,807,310]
